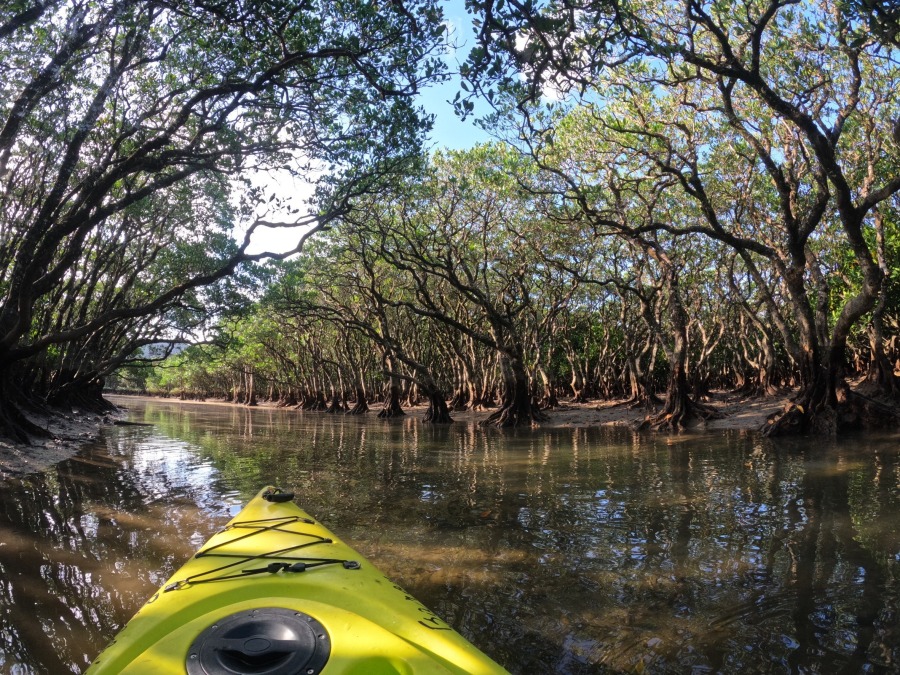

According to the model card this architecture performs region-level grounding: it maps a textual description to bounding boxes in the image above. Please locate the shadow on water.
[1,397,898,673]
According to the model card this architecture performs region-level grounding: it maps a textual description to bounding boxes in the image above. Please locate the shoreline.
[0,406,125,478]
[107,389,788,431]
[1,391,789,479]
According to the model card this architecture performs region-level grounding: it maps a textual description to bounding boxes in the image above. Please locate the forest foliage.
[0,0,446,440]
[3,0,900,438]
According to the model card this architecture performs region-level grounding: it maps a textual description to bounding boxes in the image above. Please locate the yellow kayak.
[87,487,508,674]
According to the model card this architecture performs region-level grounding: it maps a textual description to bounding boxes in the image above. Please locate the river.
[0,397,898,673]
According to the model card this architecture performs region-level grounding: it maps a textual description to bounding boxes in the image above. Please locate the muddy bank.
[419,391,787,431]
[108,390,788,432]
[0,407,124,478]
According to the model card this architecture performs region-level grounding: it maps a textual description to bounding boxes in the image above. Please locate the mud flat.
[0,408,123,478]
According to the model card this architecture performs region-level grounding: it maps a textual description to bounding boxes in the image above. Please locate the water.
[1,397,898,673]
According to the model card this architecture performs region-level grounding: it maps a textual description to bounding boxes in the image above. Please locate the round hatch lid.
[186,607,330,675]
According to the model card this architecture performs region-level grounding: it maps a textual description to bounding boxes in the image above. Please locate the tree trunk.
[245,369,257,407]
[346,386,369,415]
[765,206,887,436]
[278,389,298,407]
[567,353,588,402]
[449,385,469,411]
[638,272,723,431]
[405,383,420,407]
[325,393,345,413]
[762,338,834,436]
[0,372,49,443]
[865,210,900,398]
[423,390,453,424]
[301,391,327,411]
[866,310,899,397]
[744,330,781,398]
[481,353,545,427]
[377,381,405,418]
[766,255,843,435]
[449,360,469,411]
[536,366,558,409]
[469,372,490,409]
[624,357,661,408]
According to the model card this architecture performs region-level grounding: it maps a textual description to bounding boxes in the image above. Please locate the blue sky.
[419,0,493,151]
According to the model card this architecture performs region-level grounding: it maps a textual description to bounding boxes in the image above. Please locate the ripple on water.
[1,399,898,674]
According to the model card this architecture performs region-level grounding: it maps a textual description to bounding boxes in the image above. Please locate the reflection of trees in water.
[155,405,896,673]
[0,430,231,673]
[369,430,899,674]
[5,401,895,674]
[784,443,893,673]
[0,452,142,672]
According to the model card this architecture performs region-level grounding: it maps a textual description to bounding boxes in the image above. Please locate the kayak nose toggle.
[187,607,330,675]
[262,487,295,503]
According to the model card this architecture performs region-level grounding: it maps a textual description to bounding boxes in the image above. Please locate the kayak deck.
[87,487,508,674]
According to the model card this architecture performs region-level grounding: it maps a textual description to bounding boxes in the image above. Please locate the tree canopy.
[0,0,447,440]
[454,0,900,432]
[5,0,900,439]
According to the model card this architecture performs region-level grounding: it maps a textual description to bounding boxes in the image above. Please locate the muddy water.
[1,397,898,674]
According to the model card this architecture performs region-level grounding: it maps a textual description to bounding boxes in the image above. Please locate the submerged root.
[763,386,900,437]
[762,402,827,437]
[480,401,547,428]
[345,399,369,415]
[377,398,405,419]
[634,397,725,432]
[325,395,345,414]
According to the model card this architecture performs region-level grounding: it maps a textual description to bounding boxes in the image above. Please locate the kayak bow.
[87,487,508,674]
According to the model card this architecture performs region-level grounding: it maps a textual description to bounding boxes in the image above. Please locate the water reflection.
[0,398,898,674]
